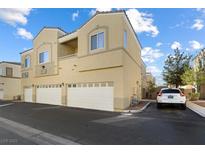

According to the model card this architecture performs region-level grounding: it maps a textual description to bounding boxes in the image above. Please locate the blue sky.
[0,8,205,85]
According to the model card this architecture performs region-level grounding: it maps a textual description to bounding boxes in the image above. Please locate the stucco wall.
[0,77,21,100]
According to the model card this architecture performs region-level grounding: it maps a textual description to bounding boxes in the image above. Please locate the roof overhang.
[20,48,33,55]
[58,31,78,44]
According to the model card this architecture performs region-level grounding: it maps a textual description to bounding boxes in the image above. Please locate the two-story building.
[141,60,147,99]
[20,10,143,111]
[0,61,21,100]
[146,72,155,84]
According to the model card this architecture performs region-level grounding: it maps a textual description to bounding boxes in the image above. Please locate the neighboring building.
[193,49,205,99]
[0,61,21,100]
[20,10,143,111]
[145,72,156,99]
[141,60,147,99]
[146,72,155,84]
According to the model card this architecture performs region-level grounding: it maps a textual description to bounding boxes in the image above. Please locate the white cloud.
[89,8,112,16]
[189,40,203,50]
[146,66,161,75]
[142,47,164,63]
[191,19,204,30]
[146,66,165,86]
[185,48,190,51]
[156,42,162,47]
[72,10,79,21]
[0,8,32,26]
[126,9,159,37]
[17,28,33,40]
[196,8,205,14]
[171,41,182,50]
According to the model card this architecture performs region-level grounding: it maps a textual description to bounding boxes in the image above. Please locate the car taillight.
[158,92,162,96]
[180,92,184,96]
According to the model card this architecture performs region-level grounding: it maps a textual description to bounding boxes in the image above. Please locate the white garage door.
[0,89,4,100]
[24,88,32,102]
[36,87,62,105]
[67,86,114,111]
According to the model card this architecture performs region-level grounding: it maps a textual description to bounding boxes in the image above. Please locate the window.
[24,56,30,68]
[161,89,180,94]
[91,32,104,50]
[124,31,127,48]
[39,51,49,64]
[22,72,29,78]
[6,67,13,77]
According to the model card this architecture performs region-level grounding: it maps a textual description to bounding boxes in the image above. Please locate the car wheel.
[181,104,186,110]
[157,103,161,109]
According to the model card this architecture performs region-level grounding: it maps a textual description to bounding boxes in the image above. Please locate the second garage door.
[24,88,32,102]
[36,87,62,106]
[67,86,114,111]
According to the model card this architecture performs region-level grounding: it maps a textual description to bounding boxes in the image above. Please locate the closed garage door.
[0,89,4,100]
[67,84,114,111]
[24,88,32,102]
[36,87,62,105]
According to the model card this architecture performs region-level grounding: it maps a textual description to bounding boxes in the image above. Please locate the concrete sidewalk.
[187,100,205,117]
[123,101,151,113]
[0,116,79,145]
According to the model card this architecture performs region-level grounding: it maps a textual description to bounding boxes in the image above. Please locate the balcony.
[58,32,78,58]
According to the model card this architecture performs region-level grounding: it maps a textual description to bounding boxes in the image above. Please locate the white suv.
[157,88,186,109]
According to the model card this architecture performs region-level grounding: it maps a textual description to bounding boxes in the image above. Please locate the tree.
[181,67,195,85]
[147,81,155,98]
[196,70,205,87]
[181,64,205,93]
[163,48,192,88]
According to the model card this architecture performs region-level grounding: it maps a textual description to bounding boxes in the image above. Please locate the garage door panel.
[67,87,114,111]
[24,88,32,102]
[36,88,62,105]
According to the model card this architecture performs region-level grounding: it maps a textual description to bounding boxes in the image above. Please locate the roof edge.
[0,61,21,65]
[20,48,33,55]
[33,26,67,41]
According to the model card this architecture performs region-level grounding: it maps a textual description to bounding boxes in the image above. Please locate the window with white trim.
[39,51,49,64]
[91,32,104,50]
[24,56,30,68]
[124,31,127,48]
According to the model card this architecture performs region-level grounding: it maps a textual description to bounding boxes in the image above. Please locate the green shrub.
[190,93,200,101]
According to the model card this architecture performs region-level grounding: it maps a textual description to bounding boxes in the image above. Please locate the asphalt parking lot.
[0,100,205,144]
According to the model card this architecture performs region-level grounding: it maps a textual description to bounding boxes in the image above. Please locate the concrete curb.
[187,101,205,117]
[0,117,80,145]
[122,102,151,113]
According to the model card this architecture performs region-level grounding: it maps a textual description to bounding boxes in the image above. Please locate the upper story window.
[91,32,104,50]
[6,67,13,77]
[24,56,30,68]
[39,51,49,64]
[124,31,127,48]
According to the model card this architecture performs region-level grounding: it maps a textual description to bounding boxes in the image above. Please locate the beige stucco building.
[146,72,155,84]
[142,72,156,99]
[141,60,147,99]
[21,10,143,111]
[0,61,21,100]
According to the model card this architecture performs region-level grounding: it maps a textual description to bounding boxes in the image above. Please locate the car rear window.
[161,89,180,93]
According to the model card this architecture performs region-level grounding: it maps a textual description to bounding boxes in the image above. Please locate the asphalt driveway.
[0,100,205,144]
